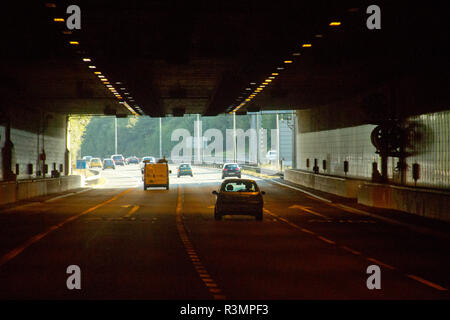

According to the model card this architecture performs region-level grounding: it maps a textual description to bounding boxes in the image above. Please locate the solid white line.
[45,188,91,202]
[265,179,333,203]
[44,193,76,202]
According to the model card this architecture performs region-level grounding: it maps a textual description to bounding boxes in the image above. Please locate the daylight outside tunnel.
[0,0,450,312]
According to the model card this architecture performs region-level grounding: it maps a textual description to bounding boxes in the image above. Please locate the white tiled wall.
[296,110,450,189]
[406,110,450,189]
[297,124,378,179]
[0,112,66,180]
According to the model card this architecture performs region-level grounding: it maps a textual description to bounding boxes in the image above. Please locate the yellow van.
[143,163,170,190]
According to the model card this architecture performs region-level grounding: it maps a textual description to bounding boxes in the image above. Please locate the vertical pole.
[159,117,162,158]
[114,117,118,154]
[276,112,280,170]
[256,112,260,165]
[233,112,236,163]
[197,114,201,163]
[292,111,297,169]
[65,115,71,176]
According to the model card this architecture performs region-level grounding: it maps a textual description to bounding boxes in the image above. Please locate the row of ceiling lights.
[230,20,343,114]
[45,2,142,116]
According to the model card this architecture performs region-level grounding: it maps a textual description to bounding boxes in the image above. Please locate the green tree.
[68,115,92,165]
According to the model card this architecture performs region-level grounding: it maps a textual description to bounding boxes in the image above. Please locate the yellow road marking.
[289,204,329,219]
[406,274,448,291]
[340,246,361,256]
[0,188,133,268]
[317,236,336,245]
[124,205,139,218]
[366,257,396,270]
[176,185,225,300]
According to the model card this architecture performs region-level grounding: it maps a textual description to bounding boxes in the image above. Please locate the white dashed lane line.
[263,207,448,292]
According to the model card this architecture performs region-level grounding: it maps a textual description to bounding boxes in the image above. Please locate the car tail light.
[223,168,228,171]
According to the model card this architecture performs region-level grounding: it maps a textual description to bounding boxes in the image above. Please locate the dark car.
[103,158,116,170]
[177,163,193,177]
[212,179,265,221]
[222,163,241,179]
[111,154,125,166]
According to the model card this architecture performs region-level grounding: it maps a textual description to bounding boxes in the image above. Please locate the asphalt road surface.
[0,165,449,299]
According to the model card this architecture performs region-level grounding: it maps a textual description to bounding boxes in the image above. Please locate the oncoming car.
[177,163,193,177]
[212,179,265,221]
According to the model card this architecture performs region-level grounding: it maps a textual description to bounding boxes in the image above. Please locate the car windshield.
[225,164,238,169]
[222,181,258,192]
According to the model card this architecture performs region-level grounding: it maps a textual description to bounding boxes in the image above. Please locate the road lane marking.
[340,246,361,256]
[176,185,226,300]
[289,204,329,219]
[268,180,333,203]
[266,178,449,239]
[317,236,336,245]
[44,189,91,203]
[266,207,448,292]
[406,274,448,291]
[0,188,133,268]
[366,257,396,270]
[124,205,139,218]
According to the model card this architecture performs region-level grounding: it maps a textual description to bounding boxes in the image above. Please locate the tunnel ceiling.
[2,1,449,117]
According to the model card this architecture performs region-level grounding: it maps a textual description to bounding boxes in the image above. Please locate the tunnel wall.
[295,108,450,189]
[0,175,81,206]
[358,183,450,222]
[0,109,67,180]
[292,94,450,220]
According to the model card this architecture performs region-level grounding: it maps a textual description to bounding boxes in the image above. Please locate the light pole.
[159,117,162,159]
[276,112,280,170]
[114,117,118,154]
[233,112,237,163]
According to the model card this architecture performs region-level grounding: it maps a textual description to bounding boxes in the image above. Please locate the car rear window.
[112,156,123,160]
[180,164,190,169]
[222,181,258,192]
[104,159,113,164]
[224,164,238,169]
